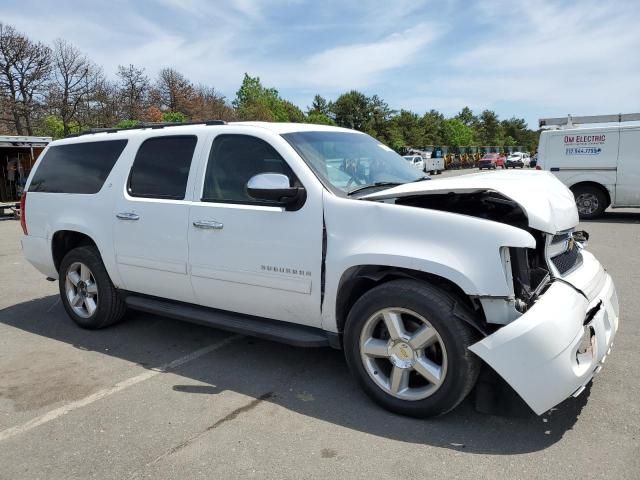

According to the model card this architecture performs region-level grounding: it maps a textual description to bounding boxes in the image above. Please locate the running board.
[125,295,332,348]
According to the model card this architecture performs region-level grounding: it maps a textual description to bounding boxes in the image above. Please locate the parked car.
[403,155,425,172]
[478,153,505,169]
[537,118,640,218]
[21,121,619,418]
[506,152,525,168]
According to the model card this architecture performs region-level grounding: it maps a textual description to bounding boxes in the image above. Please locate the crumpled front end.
[469,250,619,415]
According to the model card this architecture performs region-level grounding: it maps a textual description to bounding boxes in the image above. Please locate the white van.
[537,114,640,218]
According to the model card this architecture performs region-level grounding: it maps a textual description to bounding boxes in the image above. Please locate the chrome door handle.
[116,212,140,221]
[193,220,224,230]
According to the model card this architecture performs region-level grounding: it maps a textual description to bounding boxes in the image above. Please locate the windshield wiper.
[347,182,403,196]
[412,176,430,182]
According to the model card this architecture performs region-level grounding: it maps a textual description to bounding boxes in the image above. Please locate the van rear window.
[29,140,128,194]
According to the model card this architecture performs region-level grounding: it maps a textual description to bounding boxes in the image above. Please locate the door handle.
[193,220,224,230]
[116,212,140,221]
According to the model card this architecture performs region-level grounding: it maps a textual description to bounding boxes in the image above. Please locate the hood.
[362,170,578,233]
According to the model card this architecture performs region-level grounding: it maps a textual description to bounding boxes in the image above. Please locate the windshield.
[282,131,423,194]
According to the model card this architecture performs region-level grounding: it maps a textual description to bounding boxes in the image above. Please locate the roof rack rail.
[70,120,227,137]
[539,113,640,129]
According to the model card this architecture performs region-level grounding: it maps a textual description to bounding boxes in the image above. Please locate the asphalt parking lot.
[0,173,639,479]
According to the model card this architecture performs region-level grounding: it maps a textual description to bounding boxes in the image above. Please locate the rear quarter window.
[29,140,128,194]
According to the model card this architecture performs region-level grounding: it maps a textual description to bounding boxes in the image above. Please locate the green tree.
[330,90,371,131]
[307,94,330,116]
[389,110,423,148]
[477,110,503,145]
[306,111,335,125]
[114,119,140,129]
[161,111,186,123]
[455,106,477,127]
[441,118,474,148]
[420,110,445,145]
[281,100,305,123]
[233,73,290,121]
[37,115,79,139]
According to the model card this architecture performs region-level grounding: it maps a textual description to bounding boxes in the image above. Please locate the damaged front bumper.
[469,250,619,415]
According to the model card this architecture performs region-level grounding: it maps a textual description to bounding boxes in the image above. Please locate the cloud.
[1,0,638,127]
[264,23,442,91]
[441,0,640,119]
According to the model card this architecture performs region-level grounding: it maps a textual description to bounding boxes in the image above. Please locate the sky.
[2,0,639,128]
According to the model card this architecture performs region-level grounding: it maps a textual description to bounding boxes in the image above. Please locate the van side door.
[615,127,640,206]
[187,132,324,327]
[113,134,202,303]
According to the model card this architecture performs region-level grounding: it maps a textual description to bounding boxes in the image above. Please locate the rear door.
[616,127,640,206]
[187,132,324,327]
[113,135,201,303]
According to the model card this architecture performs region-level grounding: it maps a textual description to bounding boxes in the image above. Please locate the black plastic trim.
[124,294,332,348]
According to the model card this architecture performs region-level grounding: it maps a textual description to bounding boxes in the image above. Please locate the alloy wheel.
[65,262,99,318]
[359,307,448,401]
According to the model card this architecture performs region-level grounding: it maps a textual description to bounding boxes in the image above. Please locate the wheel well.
[570,182,611,208]
[52,231,97,272]
[335,265,484,334]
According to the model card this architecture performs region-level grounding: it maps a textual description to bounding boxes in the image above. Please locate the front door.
[188,133,323,327]
[113,135,200,303]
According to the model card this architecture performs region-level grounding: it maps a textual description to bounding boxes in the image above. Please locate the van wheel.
[572,185,607,219]
[344,279,481,418]
[59,246,127,329]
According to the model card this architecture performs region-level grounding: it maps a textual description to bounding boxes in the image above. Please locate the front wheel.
[59,245,127,329]
[344,280,481,417]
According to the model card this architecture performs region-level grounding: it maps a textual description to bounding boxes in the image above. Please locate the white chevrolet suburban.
[20,121,619,417]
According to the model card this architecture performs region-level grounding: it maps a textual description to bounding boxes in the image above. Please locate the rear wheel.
[344,279,481,417]
[572,185,607,219]
[59,246,127,329]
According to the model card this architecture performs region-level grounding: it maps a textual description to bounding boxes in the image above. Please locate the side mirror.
[247,173,305,209]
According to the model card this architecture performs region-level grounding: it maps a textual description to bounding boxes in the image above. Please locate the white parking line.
[0,334,242,443]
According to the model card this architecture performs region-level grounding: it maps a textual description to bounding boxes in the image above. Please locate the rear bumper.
[21,234,58,279]
[469,251,618,415]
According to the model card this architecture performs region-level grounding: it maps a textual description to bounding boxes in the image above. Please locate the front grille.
[551,246,582,274]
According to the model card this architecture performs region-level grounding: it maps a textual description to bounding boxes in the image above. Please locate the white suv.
[21,121,619,417]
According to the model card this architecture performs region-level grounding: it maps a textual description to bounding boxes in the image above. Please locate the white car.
[403,155,425,172]
[21,121,619,417]
[505,152,530,168]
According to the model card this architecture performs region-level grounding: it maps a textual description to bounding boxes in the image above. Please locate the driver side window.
[202,134,297,203]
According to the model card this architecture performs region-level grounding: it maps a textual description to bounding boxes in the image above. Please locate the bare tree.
[116,64,149,120]
[155,67,193,114]
[0,23,51,135]
[49,39,101,135]
[84,77,119,128]
[191,85,235,121]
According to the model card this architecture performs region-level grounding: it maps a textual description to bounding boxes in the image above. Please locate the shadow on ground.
[1,295,591,455]
[588,210,640,224]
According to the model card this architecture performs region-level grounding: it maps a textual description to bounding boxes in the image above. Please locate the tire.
[571,184,608,219]
[59,245,127,329]
[343,279,481,418]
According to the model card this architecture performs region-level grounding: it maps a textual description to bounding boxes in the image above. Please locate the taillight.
[535,165,542,170]
[19,192,27,235]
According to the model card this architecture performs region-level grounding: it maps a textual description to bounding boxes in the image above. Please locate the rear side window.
[202,134,296,203]
[129,136,197,199]
[29,140,128,194]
